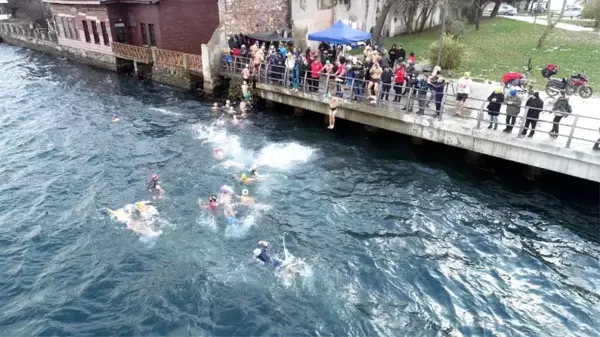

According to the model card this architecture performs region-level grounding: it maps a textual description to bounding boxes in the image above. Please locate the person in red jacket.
[408,52,415,64]
[393,63,406,102]
[310,59,323,92]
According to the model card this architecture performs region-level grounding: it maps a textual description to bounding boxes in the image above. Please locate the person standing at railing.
[368,62,383,104]
[455,72,472,117]
[427,76,446,117]
[242,64,250,82]
[353,61,365,102]
[393,63,406,103]
[252,48,264,76]
[486,88,504,130]
[415,73,430,115]
[310,58,323,92]
[549,92,572,138]
[321,60,335,94]
[503,89,522,133]
[285,52,296,89]
[380,66,393,101]
[522,92,544,138]
[334,60,346,97]
[402,73,419,113]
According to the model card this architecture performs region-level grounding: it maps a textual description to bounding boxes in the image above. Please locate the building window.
[71,18,79,39]
[140,22,148,46]
[82,20,91,42]
[100,21,110,45]
[90,21,100,44]
[60,17,69,39]
[148,23,156,46]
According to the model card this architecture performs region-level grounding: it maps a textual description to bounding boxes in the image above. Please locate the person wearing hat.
[486,87,505,130]
[112,113,120,122]
[503,89,522,133]
[198,196,218,211]
[455,72,472,116]
[522,92,544,137]
[240,189,255,205]
[148,174,165,199]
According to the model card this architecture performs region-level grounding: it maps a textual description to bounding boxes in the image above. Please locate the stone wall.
[220,0,289,35]
[152,64,193,90]
[0,32,116,71]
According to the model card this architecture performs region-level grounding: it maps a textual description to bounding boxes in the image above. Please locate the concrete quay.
[247,80,600,183]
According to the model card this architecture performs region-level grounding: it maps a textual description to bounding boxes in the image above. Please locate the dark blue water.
[1,43,599,337]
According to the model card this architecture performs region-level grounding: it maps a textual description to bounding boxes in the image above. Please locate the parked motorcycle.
[545,73,593,99]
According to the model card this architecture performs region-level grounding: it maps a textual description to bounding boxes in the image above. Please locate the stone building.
[218,0,290,36]
[44,0,116,66]
[105,0,219,55]
[0,0,12,21]
[44,0,219,56]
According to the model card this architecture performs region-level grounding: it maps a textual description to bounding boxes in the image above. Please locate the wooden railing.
[112,42,153,63]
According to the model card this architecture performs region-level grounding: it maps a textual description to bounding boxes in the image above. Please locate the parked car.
[499,4,518,15]
[562,5,583,19]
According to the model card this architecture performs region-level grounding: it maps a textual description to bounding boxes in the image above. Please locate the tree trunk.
[536,0,568,49]
[372,0,394,47]
[490,0,501,17]
[418,0,438,32]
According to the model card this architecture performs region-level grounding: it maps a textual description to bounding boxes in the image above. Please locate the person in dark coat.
[427,76,446,117]
[380,67,394,101]
[402,72,419,112]
[397,45,406,63]
[522,92,544,137]
[388,44,398,67]
[486,88,504,130]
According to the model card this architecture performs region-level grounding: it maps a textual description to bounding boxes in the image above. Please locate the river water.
[1,44,599,337]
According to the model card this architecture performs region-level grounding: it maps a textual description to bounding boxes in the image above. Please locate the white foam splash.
[255,143,315,169]
[150,107,181,116]
[192,123,243,157]
[277,237,313,287]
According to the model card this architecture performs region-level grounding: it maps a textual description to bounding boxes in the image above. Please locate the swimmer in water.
[228,106,236,115]
[224,100,232,110]
[134,201,158,219]
[253,240,283,268]
[213,146,225,160]
[240,173,256,185]
[223,202,236,224]
[112,113,120,122]
[232,114,239,125]
[240,189,255,205]
[148,174,166,199]
[211,103,219,111]
[198,196,218,210]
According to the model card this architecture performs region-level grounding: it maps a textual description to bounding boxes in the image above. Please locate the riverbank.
[374,18,600,87]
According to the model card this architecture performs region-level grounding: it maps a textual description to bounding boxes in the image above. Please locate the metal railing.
[220,54,600,152]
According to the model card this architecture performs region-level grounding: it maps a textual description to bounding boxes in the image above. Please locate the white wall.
[291,0,443,48]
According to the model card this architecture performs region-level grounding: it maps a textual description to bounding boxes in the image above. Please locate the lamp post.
[436,0,448,67]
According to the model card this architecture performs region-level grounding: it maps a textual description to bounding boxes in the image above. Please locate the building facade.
[218,0,290,36]
[44,1,115,56]
[0,0,11,21]
[105,0,219,55]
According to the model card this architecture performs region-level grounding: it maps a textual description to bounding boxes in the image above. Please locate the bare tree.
[7,0,50,25]
[536,0,568,49]
[417,0,440,32]
[371,0,397,47]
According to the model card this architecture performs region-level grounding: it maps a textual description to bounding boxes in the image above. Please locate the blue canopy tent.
[307,20,371,45]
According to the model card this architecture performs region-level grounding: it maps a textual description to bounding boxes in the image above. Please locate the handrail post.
[284,66,288,88]
[439,88,447,122]
[151,47,157,63]
[326,73,330,95]
[476,101,486,129]
[303,71,308,92]
[349,77,355,101]
[565,115,579,149]
[264,62,269,83]
[517,114,527,138]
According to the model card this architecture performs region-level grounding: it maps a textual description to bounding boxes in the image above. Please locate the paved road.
[500,14,596,32]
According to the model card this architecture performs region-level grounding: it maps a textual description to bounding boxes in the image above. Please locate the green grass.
[561,19,599,28]
[367,18,600,86]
